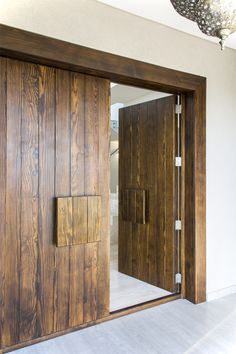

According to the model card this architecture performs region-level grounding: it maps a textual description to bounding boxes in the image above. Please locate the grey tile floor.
[13,293,236,354]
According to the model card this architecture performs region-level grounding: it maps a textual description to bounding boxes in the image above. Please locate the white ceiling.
[111,84,155,105]
[97,0,236,50]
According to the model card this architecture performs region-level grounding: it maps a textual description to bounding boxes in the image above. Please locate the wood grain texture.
[37,65,55,336]
[121,189,147,224]
[72,196,88,245]
[97,79,110,319]
[0,57,7,348]
[2,59,22,348]
[56,197,73,247]
[0,56,110,350]
[119,96,177,292]
[20,62,39,342]
[69,72,85,328]
[118,108,133,276]
[84,243,98,323]
[87,196,101,243]
[84,76,99,323]
[56,196,101,247]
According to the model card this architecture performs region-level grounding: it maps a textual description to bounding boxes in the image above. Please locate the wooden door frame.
[0,23,205,306]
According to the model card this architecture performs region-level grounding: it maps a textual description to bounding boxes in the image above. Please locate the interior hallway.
[14,293,236,354]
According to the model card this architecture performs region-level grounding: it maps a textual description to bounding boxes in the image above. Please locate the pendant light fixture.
[170,0,236,50]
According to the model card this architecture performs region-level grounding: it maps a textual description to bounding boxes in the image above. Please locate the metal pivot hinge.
[175,104,182,114]
[175,273,182,284]
[175,157,182,167]
[175,220,182,231]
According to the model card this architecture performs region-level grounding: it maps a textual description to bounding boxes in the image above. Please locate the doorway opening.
[110,83,184,312]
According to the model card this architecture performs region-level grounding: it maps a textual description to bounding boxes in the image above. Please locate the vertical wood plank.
[56,197,73,247]
[0,57,7,349]
[97,79,110,319]
[84,76,99,322]
[69,72,85,327]
[135,190,146,224]
[37,65,55,336]
[88,196,101,243]
[128,189,136,223]
[148,99,160,286]
[20,198,38,340]
[84,76,99,194]
[122,189,128,221]
[3,59,21,347]
[194,85,206,303]
[118,107,132,275]
[72,197,88,245]
[54,69,70,331]
[20,62,39,341]
[84,242,98,323]
[139,102,149,282]
[130,105,140,278]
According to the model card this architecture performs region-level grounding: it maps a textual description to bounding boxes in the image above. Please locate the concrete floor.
[13,293,236,354]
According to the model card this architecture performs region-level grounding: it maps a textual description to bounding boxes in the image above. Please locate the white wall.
[1,0,236,301]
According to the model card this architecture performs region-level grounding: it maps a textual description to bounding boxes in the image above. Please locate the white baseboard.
[207,284,236,302]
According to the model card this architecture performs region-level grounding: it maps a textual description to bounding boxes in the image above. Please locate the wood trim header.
[0,24,205,93]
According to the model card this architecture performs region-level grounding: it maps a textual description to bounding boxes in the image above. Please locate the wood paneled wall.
[0,57,110,349]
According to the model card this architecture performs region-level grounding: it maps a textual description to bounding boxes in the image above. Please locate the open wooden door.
[0,57,110,350]
[118,95,178,293]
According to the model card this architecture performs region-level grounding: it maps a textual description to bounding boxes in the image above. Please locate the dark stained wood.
[54,69,70,332]
[121,189,147,224]
[185,88,206,303]
[84,76,99,323]
[119,96,177,292]
[118,108,133,276]
[0,24,205,93]
[135,190,147,225]
[2,59,22,348]
[194,86,206,303]
[84,243,98,323]
[37,64,55,336]
[69,72,85,328]
[164,98,176,291]
[96,78,110,319]
[20,61,39,342]
[180,94,186,299]
[0,57,7,347]
[0,56,109,350]
[138,103,149,282]
[128,189,136,224]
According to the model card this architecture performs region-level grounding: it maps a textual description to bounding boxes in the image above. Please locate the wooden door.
[0,57,110,350]
[119,96,178,293]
